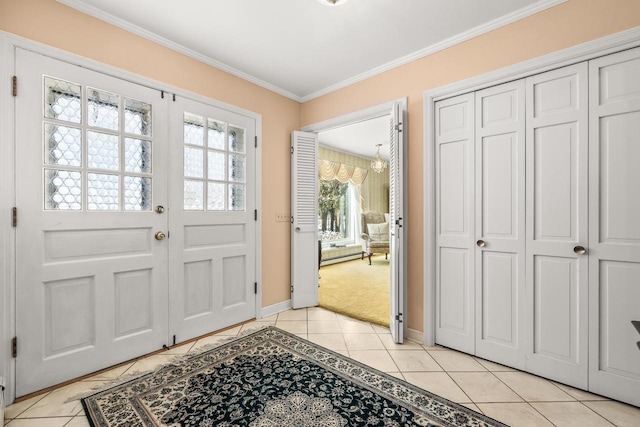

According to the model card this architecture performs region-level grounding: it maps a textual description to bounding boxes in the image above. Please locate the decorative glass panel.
[88,131,119,171]
[208,119,225,150]
[207,183,225,211]
[44,124,82,167]
[184,147,204,178]
[125,138,152,173]
[88,173,119,211]
[125,98,152,136]
[45,169,82,210]
[208,150,226,180]
[229,154,246,182]
[184,180,204,210]
[44,76,81,123]
[124,176,151,211]
[228,125,245,153]
[184,113,204,146]
[88,88,119,131]
[228,184,245,211]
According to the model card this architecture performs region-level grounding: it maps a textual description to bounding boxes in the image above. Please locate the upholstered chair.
[361,212,389,265]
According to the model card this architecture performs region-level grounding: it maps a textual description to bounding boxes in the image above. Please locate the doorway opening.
[317,116,391,327]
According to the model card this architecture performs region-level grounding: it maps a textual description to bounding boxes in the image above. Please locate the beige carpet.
[319,254,390,327]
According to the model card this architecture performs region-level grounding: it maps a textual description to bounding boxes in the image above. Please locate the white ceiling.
[59,0,562,102]
[319,115,391,161]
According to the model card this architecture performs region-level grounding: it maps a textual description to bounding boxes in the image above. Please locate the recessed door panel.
[439,140,469,236]
[481,252,517,346]
[439,248,469,332]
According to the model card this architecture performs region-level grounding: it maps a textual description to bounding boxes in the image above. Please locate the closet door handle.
[476,240,486,247]
[574,245,586,255]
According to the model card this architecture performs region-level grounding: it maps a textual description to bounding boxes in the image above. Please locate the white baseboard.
[406,328,424,344]
[259,299,292,319]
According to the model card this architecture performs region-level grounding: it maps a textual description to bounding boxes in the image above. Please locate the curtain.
[318,159,368,185]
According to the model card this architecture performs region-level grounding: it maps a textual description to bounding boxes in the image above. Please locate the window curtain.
[318,159,368,211]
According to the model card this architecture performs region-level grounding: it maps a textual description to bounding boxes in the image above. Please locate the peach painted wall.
[301,0,640,332]
[0,0,300,308]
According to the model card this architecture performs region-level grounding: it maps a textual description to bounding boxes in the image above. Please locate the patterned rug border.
[82,326,509,427]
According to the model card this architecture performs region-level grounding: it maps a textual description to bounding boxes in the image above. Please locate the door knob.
[155,231,166,241]
[574,245,586,255]
[476,240,486,247]
[155,205,165,214]
[295,227,301,232]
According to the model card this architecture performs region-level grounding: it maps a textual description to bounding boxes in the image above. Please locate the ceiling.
[319,115,391,161]
[59,0,562,102]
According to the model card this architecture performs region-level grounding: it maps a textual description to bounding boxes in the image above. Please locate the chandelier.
[317,0,349,6]
[371,144,387,174]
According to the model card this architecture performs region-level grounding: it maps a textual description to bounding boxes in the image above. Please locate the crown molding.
[56,0,304,102]
[300,0,566,101]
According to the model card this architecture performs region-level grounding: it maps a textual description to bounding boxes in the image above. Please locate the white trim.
[406,328,423,344]
[57,0,564,103]
[259,299,292,319]
[56,0,303,102]
[302,99,404,133]
[422,25,640,347]
[300,0,566,102]
[255,121,263,322]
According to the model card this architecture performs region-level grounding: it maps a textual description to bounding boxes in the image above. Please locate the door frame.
[423,26,640,346]
[0,31,262,404]
[301,98,407,337]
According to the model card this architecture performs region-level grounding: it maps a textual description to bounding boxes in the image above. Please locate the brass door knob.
[476,240,486,247]
[155,205,165,214]
[155,231,166,241]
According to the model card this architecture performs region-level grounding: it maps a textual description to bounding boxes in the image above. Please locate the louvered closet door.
[474,81,526,369]
[525,63,589,389]
[291,131,319,309]
[435,93,476,354]
[588,47,640,407]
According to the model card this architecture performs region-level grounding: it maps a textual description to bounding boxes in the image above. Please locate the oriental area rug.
[82,327,507,427]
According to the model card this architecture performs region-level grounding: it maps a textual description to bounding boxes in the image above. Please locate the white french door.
[168,97,256,341]
[588,47,640,406]
[15,49,169,396]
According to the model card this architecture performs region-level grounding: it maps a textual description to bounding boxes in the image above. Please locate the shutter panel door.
[291,131,319,309]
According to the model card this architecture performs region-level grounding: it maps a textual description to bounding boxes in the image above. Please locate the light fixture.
[371,144,387,174]
[317,0,349,6]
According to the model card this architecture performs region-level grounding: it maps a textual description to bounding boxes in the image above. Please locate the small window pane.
[44,124,82,167]
[208,151,226,180]
[208,119,225,150]
[229,154,246,182]
[207,183,225,211]
[88,173,119,211]
[44,77,81,123]
[184,180,204,210]
[88,131,119,171]
[125,98,152,136]
[45,169,82,210]
[228,184,245,211]
[124,176,151,211]
[228,125,245,153]
[125,138,152,173]
[88,88,119,131]
[184,147,204,178]
[184,113,204,146]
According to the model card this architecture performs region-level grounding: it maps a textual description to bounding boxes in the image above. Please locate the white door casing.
[525,63,589,389]
[474,81,526,369]
[588,47,640,406]
[434,93,476,354]
[389,101,406,343]
[291,131,319,309]
[15,49,169,396]
[169,96,257,343]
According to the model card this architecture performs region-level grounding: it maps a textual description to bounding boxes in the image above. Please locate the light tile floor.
[4,307,640,427]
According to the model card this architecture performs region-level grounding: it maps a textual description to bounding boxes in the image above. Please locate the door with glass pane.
[15,49,169,396]
[168,97,256,342]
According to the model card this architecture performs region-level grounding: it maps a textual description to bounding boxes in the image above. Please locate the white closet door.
[588,47,640,407]
[291,131,319,309]
[525,63,589,389]
[435,93,476,354]
[474,81,526,369]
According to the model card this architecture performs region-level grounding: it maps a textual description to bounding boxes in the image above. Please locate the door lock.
[155,231,166,241]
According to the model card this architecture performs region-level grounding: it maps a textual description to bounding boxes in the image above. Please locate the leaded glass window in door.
[183,113,246,211]
[43,76,153,211]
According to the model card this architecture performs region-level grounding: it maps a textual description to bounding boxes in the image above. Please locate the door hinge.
[395,123,403,132]
[254,282,258,294]
[12,76,17,97]
[395,313,403,323]
[290,285,294,293]
[12,207,17,227]
[172,335,176,346]
[161,90,165,99]
[11,337,17,358]
[255,136,258,148]
[290,146,294,154]
[172,93,176,102]
[290,216,294,224]
[254,209,258,221]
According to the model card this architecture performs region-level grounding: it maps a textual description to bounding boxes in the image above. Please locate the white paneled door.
[525,63,589,389]
[474,81,526,370]
[15,49,169,396]
[588,47,640,406]
[435,93,476,354]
